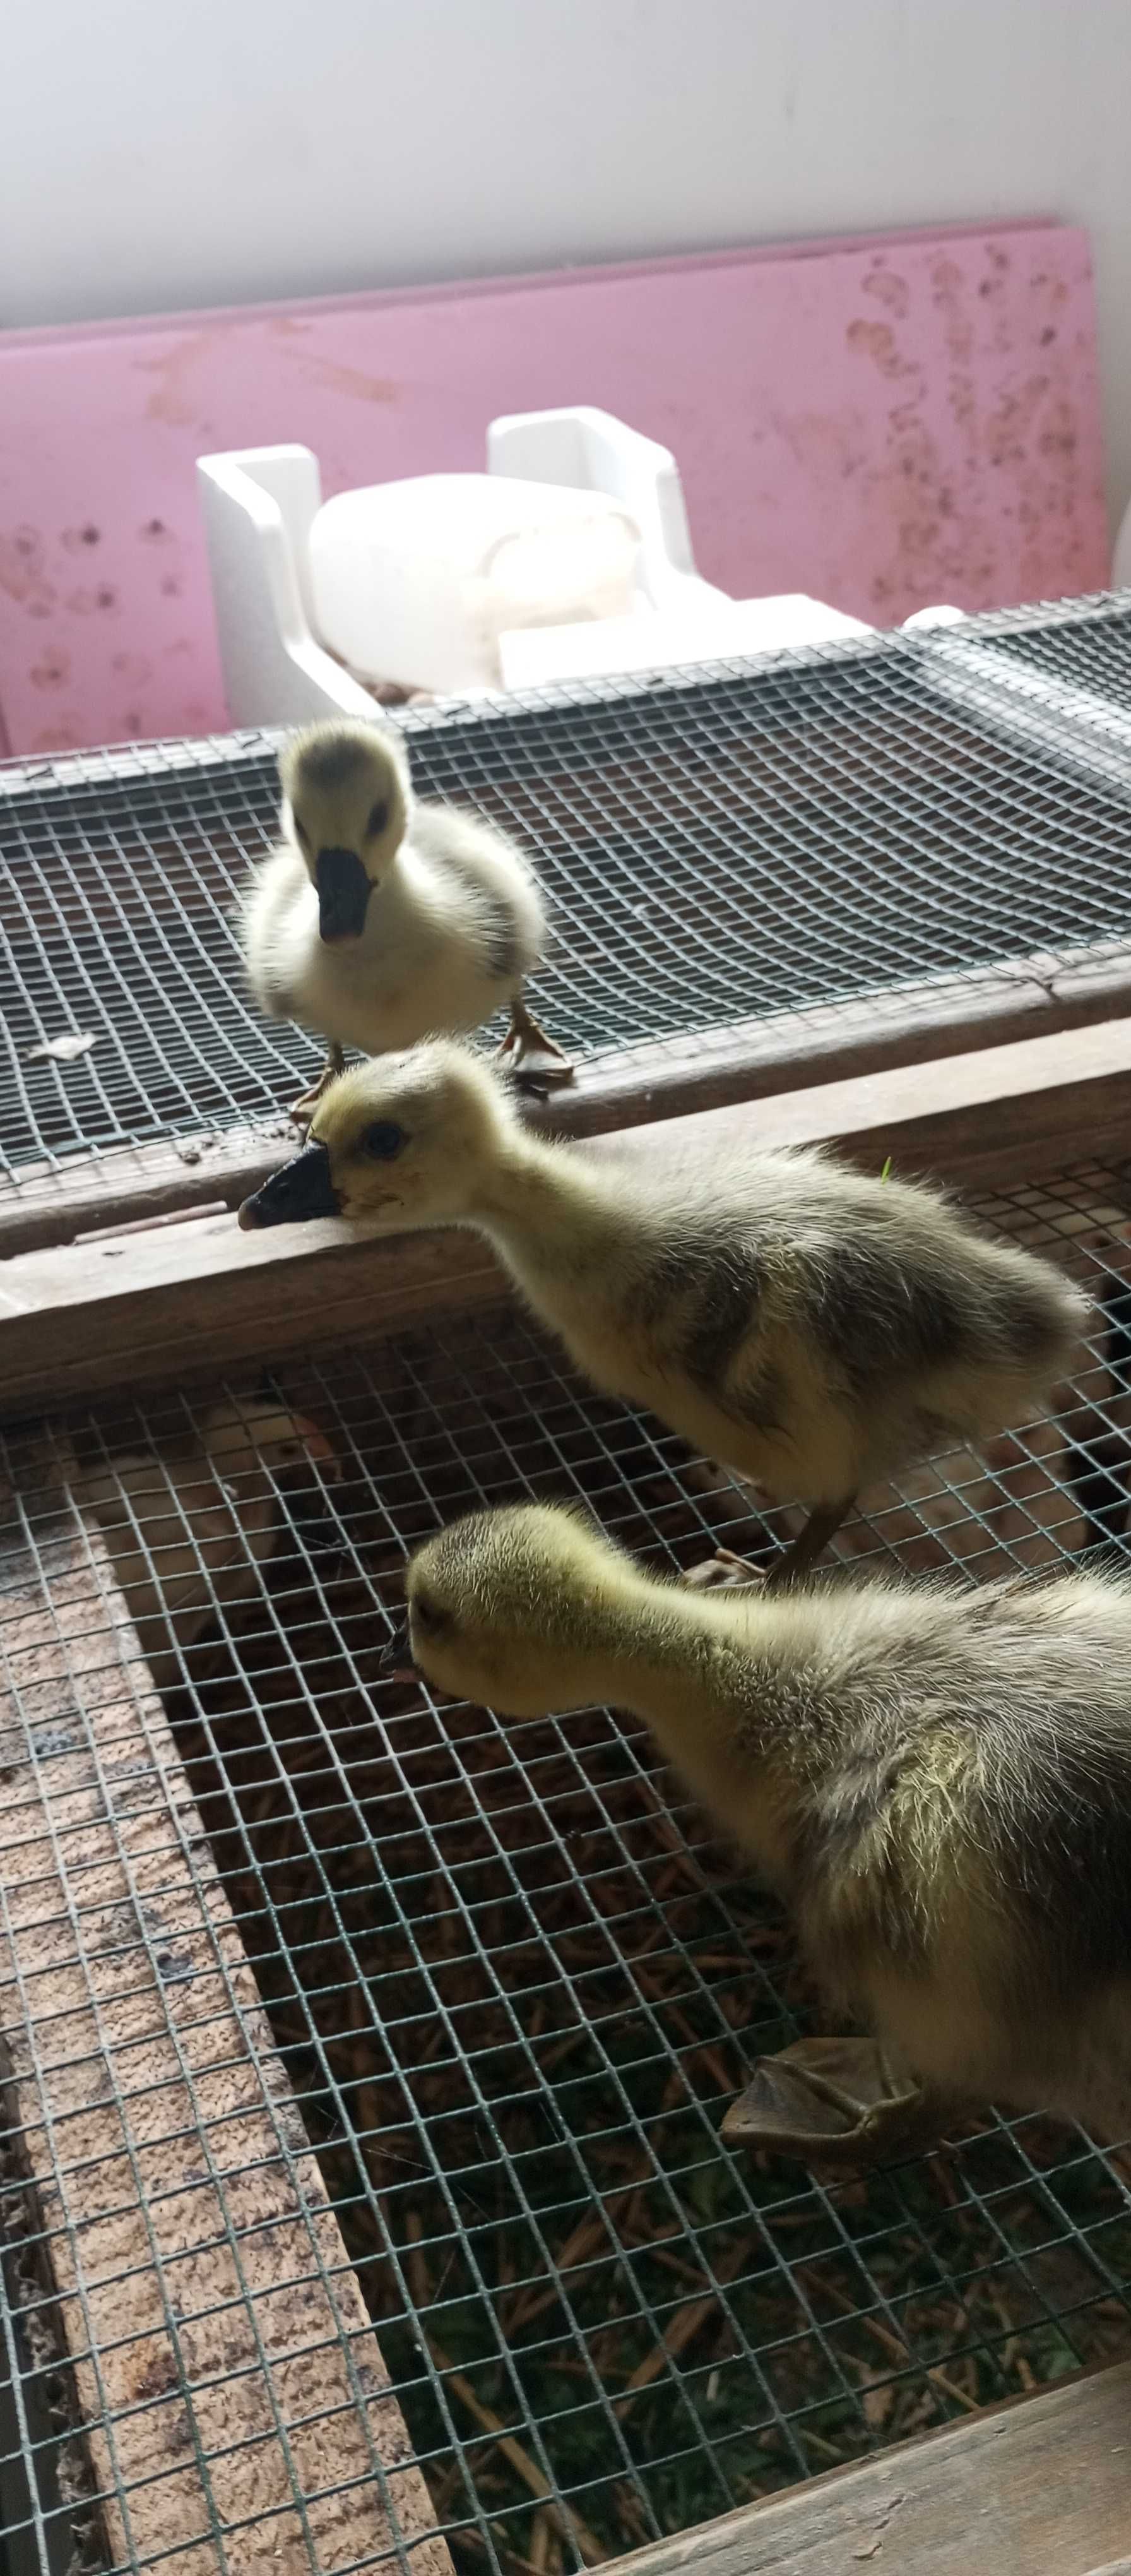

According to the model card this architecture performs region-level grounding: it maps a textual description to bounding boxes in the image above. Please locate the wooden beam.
[644,1008,1131,1186]
[1,1015,1129,1413]
[612,2361,1131,2576]
[0,1216,504,1412]
[0,1456,452,2576]
[0,1122,301,1261]
[3,936,1130,1258]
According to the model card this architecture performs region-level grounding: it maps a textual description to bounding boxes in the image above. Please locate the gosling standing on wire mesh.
[387,1500,1131,2162]
[239,1041,1089,1589]
[239,720,572,1123]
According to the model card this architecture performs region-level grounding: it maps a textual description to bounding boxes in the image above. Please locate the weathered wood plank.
[612,2362,1131,2576]
[3,936,1130,1258]
[0,1458,451,2576]
[1,1015,1130,1412]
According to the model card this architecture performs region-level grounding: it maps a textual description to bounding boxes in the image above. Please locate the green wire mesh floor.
[1,590,1130,1182]
[4,1157,1131,2573]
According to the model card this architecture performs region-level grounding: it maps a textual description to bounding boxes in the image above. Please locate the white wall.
[4,0,1130,527]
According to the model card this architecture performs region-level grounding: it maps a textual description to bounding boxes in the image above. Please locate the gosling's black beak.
[317,847,373,943]
[379,1615,414,1679]
[237,1141,341,1231]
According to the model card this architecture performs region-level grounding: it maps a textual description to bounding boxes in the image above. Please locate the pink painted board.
[0,220,1107,757]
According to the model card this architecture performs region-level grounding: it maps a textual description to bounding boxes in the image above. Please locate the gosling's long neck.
[598,1579,803,1740]
[468,1124,623,1278]
[579,1577,832,1886]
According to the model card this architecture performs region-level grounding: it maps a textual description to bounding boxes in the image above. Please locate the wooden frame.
[3,934,1131,1260]
[0,1462,453,2576]
[3,1017,1131,2573]
[613,2364,1131,2575]
[1,1013,1130,1414]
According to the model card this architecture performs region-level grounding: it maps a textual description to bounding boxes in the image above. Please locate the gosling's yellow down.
[240,720,571,1120]
[390,1500,1131,2159]
[239,1041,1089,1587]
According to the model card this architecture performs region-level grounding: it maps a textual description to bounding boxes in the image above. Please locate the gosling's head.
[238,1041,514,1232]
[280,720,411,944]
[384,1502,643,1715]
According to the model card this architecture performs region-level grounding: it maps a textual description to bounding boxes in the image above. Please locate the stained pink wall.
[0,222,1108,757]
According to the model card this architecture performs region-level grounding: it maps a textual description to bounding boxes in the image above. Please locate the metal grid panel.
[4,1162,1131,2574]
[1,592,1131,1183]
[980,602,1131,703]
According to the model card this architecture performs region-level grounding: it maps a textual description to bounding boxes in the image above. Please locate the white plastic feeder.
[309,472,644,697]
[196,405,872,726]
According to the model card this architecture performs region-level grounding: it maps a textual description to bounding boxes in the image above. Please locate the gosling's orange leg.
[290,1043,345,1128]
[764,1497,856,1591]
[495,994,575,1088]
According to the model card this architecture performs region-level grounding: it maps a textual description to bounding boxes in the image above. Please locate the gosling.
[240,720,571,1119]
[239,1041,1089,1588]
[388,1501,1131,2162]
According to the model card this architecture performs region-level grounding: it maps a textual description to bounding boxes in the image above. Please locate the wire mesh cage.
[1,591,1131,1232]
[4,1154,1131,2576]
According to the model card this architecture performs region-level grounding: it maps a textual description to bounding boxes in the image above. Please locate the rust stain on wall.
[812,240,1103,619]
[30,721,81,754]
[863,268,909,319]
[985,373,1053,467]
[778,409,865,482]
[134,331,219,427]
[845,319,920,383]
[30,647,70,689]
[0,527,53,612]
[303,356,398,404]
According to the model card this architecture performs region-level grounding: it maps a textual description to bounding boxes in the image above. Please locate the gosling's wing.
[411,802,545,979]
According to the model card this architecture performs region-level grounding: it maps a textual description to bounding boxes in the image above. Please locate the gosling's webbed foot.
[721,2036,952,2169]
[496,1000,575,1091]
[682,1549,767,1593]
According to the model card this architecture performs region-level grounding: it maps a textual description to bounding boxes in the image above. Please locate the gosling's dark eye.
[361,1120,407,1161]
[366,801,389,837]
[413,1593,444,1634]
